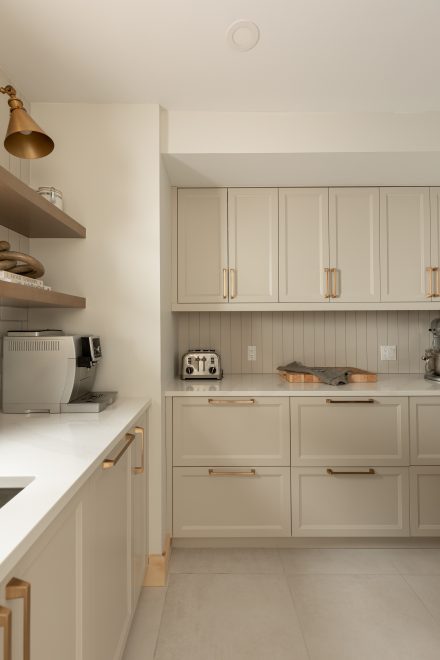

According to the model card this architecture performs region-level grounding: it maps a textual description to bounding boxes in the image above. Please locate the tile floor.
[122,548,440,660]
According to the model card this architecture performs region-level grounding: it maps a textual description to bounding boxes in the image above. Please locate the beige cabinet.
[173,396,290,467]
[410,397,440,464]
[410,467,440,536]
[279,188,329,302]
[131,421,148,609]
[380,188,431,302]
[292,467,410,537]
[177,188,228,303]
[173,466,291,537]
[228,188,278,303]
[329,188,380,302]
[291,397,409,466]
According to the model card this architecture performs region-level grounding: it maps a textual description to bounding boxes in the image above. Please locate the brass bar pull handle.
[324,268,331,298]
[208,398,256,405]
[426,266,434,298]
[102,432,136,469]
[331,267,337,298]
[230,268,237,299]
[0,606,11,660]
[222,268,228,299]
[132,426,145,475]
[326,398,375,404]
[327,468,376,476]
[432,267,440,297]
[6,578,30,660]
[208,469,256,477]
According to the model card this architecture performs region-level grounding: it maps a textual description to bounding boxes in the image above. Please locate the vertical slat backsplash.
[176,311,440,374]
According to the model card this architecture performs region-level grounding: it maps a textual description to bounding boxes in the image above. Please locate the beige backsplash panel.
[177,311,440,375]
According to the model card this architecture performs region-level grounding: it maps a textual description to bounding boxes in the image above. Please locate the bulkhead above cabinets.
[173,186,440,312]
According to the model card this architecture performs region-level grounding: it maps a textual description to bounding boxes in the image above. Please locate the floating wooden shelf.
[0,281,86,308]
[0,165,86,238]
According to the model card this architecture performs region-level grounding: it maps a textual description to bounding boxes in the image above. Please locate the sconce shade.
[4,107,54,159]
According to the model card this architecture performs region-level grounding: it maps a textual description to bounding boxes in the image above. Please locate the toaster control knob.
[209,366,217,374]
[186,366,194,375]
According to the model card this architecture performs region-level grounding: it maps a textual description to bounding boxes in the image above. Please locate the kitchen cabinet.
[279,188,329,302]
[0,414,148,660]
[228,188,278,303]
[410,467,440,536]
[410,397,440,464]
[177,188,277,304]
[329,188,380,302]
[380,188,431,302]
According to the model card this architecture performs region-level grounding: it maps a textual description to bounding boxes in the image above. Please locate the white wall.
[27,102,169,553]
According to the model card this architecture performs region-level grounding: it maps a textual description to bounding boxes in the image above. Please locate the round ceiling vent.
[226,20,260,52]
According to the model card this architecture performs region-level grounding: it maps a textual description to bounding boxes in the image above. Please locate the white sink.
[0,476,34,509]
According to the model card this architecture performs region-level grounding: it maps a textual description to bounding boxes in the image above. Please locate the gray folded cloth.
[279,361,352,386]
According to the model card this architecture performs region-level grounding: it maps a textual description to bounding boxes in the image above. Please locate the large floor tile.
[404,575,440,623]
[169,547,283,574]
[389,549,440,575]
[122,587,167,660]
[288,574,440,660]
[155,573,309,660]
[279,548,398,575]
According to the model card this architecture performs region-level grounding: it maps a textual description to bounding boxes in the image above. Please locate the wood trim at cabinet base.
[144,534,171,587]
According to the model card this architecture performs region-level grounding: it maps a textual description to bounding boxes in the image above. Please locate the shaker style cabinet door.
[279,188,330,302]
[329,188,380,302]
[228,188,278,303]
[177,188,228,303]
[380,188,431,302]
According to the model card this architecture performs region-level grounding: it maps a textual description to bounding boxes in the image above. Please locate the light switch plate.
[380,345,397,361]
[247,345,257,361]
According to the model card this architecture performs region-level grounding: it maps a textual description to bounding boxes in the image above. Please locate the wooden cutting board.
[278,367,377,383]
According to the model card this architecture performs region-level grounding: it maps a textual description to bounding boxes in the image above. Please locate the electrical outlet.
[380,345,397,361]
[247,345,257,361]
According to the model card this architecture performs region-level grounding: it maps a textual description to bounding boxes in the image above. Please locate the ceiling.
[1,0,440,112]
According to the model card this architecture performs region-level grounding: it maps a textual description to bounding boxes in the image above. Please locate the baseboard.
[172,536,440,549]
[144,534,172,587]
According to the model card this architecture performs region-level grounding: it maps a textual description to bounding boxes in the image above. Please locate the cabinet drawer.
[173,467,291,537]
[410,397,440,465]
[292,467,409,536]
[410,467,440,536]
[173,397,290,466]
[291,397,409,466]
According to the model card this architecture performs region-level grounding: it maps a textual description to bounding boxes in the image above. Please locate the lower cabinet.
[410,467,440,536]
[0,412,148,660]
[173,467,291,537]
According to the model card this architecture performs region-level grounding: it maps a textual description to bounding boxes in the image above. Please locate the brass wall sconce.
[0,85,54,158]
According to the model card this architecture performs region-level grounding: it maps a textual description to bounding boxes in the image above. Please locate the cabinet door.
[410,397,440,465]
[380,188,431,302]
[279,188,329,302]
[410,467,440,536]
[83,435,132,660]
[429,188,440,302]
[329,188,380,302]
[7,500,81,660]
[177,188,228,303]
[228,188,278,302]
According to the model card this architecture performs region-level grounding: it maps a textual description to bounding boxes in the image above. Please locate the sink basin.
[0,477,34,509]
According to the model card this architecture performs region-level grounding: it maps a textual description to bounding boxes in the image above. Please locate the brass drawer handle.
[6,578,30,660]
[327,468,376,476]
[132,426,145,475]
[326,398,375,404]
[222,268,228,299]
[208,469,256,477]
[0,606,11,660]
[208,398,256,405]
[331,267,337,298]
[324,268,331,298]
[102,432,136,469]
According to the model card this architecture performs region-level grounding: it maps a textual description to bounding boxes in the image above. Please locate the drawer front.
[292,467,410,536]
[291,397,409,466]
[410,397,440,465]
[173,467,291,537]
[410,467,440,536]
[173,397,290,466]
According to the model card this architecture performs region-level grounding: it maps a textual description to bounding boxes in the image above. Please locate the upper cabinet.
[228,188,278,303]
[174,186,440,310]
[380,188,431,302]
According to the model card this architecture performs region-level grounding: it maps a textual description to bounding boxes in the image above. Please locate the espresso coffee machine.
[423,318,440,382]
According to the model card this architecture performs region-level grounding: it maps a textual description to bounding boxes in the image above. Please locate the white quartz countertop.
[165,373,440,397]
[0,397,151,583]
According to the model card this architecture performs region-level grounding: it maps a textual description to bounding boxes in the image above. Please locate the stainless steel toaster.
[181,349,222,379]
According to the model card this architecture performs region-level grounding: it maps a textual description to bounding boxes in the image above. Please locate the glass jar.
[37,186,63,210]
